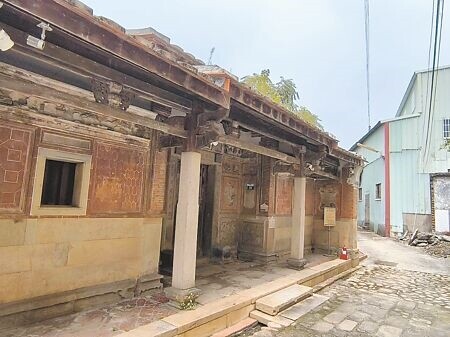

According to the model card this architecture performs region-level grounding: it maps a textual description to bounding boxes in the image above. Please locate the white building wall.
[356,67,450,235]
[355,127,386,234]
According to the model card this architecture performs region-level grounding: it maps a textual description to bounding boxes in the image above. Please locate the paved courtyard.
[0,293,177,337]
[0,256,333,337]
[241,231,450,337]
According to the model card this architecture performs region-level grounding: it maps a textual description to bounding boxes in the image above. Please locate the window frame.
[31,148,92,216]
[375,183,382,200]
[443,118,450,139]
[358,187,363,202]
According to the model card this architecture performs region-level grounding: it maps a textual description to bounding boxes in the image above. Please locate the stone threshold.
[117,256,363,337]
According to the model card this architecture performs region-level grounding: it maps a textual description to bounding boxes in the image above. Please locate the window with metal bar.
[443,119,450,139]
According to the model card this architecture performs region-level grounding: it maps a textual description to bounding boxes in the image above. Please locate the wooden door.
[364,193,370,227]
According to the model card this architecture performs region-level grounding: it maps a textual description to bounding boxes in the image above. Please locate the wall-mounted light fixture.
[0,29,13,51]
[27,22,52,50]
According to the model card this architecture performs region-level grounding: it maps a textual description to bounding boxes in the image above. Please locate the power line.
[425,0,436,113]
[432,0,444,115]
[364,0,371,131]
[424,0,444,163]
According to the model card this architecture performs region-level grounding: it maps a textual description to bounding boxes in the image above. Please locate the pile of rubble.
[399,229,450,258]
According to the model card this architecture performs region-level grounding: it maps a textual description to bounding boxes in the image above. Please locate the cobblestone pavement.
[347,265,450,308]
[244,267,450,337]
[242,231,450,337]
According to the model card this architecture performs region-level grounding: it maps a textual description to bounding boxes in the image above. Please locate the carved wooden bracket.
[190,100,229,150]
[196,120,225,149]
[273,162,298,176]
[304,145,327,167]
[197,106,229,126]
[222,120,240,138]
[91,79,135,111]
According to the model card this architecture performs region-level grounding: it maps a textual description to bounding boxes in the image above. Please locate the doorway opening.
[159,162,216,276]
[364,193,370,230]
[197,164,215,258]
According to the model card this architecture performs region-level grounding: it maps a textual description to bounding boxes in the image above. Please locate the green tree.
[242,70,282,105]
[242,69,322,129]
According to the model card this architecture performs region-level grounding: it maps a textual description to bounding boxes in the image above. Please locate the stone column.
[166,151,201,302]
[288,176,308,269]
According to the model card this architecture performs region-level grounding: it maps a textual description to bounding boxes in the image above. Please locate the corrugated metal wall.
[356,68,450,235]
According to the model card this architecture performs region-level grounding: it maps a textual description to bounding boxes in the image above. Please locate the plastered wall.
[0,120,166,305]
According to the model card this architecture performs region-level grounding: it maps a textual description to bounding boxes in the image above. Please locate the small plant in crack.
[178,292,198,310]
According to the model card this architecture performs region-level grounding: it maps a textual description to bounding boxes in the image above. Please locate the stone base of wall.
[0,274,162,329]
[211,245,238,264]
[237,249,280,263]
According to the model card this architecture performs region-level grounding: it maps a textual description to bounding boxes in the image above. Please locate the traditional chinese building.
[0,0,363,327]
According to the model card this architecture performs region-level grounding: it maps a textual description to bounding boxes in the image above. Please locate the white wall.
[355,126,386,234]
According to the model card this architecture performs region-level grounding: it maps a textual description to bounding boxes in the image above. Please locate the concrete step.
[250,310,294,327]
[255,284,313,315]
[251,294,329,329]
[279,294,329,320]
[211,317,258,337]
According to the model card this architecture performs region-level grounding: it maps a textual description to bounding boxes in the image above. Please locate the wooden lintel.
[218,136,299,164]
[159,135,185,150]
[0,72,187,139]
[309,170,340,181]
[0,106,151,146]
[237,120,309,150]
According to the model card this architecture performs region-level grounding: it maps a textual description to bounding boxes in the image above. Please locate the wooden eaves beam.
[0,22,192,114]
[0,67,188,139]
[3,0,230,109]
[218,136,299,165]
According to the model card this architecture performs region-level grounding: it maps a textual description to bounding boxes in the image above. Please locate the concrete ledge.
[211,317,258,337]
[116,320,177,337]
[118,256,363,337]
[162,293,254,333]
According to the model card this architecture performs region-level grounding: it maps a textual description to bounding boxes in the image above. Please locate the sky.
[82,0,450,149]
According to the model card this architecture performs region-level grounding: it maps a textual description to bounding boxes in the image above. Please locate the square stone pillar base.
[287,257,307,270]
[165,287,201,309]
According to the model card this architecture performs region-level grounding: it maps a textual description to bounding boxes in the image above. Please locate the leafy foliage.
[242,69,322,129]
[178,292,198,310]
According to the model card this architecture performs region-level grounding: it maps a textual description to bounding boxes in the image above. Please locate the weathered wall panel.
[275,175,293,215]
[89,141,146,214]
[0,123,34,213]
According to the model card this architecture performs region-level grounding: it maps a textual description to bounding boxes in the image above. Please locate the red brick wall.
[340,168,357,219]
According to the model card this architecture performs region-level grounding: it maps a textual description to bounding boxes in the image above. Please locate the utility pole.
[364,0,371,131]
